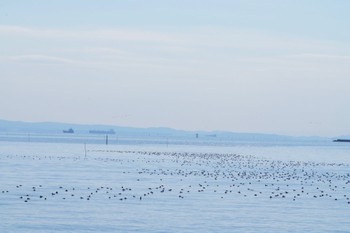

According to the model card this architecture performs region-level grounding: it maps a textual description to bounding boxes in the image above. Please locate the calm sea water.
[1,135,350,233]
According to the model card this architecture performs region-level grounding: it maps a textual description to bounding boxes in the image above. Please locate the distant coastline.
[0,119,332,142]
[89,129,116,135]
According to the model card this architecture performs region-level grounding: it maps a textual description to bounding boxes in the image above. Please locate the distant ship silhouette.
[63,128,74,133]
[333,139,350,142]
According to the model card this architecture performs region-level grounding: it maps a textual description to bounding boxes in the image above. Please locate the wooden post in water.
[84,143,87,159]
[106,134,108,145]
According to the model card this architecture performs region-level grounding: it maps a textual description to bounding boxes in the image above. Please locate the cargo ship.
[333,139,350,142]
[63,128,74,133]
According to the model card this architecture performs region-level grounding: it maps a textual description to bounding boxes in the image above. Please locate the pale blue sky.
[1,1,350,136]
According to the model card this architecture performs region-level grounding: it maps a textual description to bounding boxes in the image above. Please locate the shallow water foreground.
[1,142,350,233]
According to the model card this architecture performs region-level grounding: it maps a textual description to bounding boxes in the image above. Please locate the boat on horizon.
[333,139,350,142]
[63,128,74,134]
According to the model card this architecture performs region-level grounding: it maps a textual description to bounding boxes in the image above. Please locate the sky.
[1,0,350,137]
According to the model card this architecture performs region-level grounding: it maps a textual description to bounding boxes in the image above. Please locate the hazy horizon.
[1,1,350,137]
[0,118,344,139]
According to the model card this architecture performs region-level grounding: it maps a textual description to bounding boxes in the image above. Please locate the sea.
[1,133,350,233]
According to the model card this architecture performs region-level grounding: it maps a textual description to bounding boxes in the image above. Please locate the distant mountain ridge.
[0,119,329,142]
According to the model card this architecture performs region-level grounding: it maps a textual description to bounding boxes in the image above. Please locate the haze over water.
[1,1,350,232]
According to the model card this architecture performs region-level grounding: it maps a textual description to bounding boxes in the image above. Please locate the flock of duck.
[1,150,350,205]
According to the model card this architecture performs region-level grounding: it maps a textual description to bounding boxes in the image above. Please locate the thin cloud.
[288,53,350,60]
[7,54,81,65]
[1,24,339,52]
[0,25,178,43]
